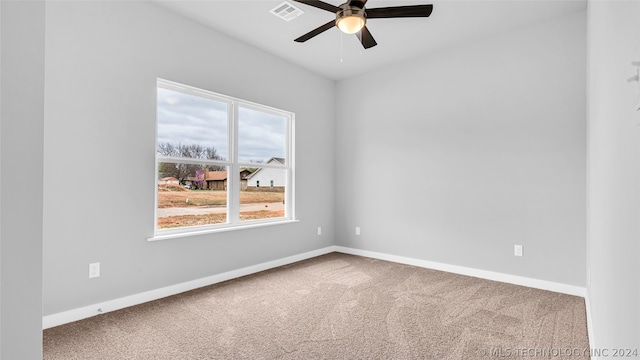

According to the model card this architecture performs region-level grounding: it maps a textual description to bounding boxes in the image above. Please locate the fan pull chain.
[340,32,344,63]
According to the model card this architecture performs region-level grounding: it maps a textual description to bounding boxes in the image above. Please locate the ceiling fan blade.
[292,0,340,13]
[367,4,433,19]
[348,0,368,8]
[294,20,336,43]
[356,26,377,49]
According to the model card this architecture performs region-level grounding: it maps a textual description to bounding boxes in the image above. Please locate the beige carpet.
[43,253,590,359]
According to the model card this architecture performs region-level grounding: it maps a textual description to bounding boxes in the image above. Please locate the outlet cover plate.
[89,262,100,278]
[514,245,523,257]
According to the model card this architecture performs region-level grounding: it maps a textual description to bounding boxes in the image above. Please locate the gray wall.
[21,0,640,356]
[335,11,587,286]
[587,0,640,351]
[1,1,46,358]
[43,1,335,316]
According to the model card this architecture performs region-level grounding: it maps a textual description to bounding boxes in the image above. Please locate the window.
[154,79,294,237]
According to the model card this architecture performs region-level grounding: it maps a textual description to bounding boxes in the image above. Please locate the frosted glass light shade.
[337,15,365,34]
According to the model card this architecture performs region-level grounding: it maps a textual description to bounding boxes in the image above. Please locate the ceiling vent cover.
[270,1,304,22]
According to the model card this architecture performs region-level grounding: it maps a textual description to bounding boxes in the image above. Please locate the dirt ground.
[157,188,284,208]
[158,210,285,228]
[157,188,285,229]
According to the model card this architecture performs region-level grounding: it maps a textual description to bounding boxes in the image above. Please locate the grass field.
[157,186,285,229]
[158,187,284,208]
[158,210,285,228]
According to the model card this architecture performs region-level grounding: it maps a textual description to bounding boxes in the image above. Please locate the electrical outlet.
[355,227,361,236]
[317,227,322,235]
[514,245,523,257]
[89,262,100,278]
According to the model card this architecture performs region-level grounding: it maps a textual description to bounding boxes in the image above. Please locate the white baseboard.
[44,245,587,329]
[42,246,338,329]
[334,246,586,297]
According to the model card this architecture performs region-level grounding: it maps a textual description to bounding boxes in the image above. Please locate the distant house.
[205,170,228,190]
[158,177,179,185]
[203,169,251,191]
[245,158,286,192]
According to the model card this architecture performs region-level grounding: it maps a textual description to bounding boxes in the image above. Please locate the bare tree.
[157,143,225,186]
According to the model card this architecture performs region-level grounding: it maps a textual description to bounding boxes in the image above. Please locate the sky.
[157,87,286,164]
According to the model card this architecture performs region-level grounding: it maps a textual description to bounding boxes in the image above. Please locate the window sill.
[147,219,299,242]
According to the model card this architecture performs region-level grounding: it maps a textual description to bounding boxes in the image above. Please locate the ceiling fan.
[292,0,434,49]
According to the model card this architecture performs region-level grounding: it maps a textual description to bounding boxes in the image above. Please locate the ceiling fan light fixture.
[293,0,433,49]
[336,5,366,34]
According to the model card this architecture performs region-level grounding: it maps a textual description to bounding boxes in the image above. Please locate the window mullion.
[286,114,294,219]
[229,102,240,224]
[154,157,159,234]
[156,156,231,167]
[237,162,287,169]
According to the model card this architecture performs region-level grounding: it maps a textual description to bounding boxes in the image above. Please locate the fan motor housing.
[336,4,367,32]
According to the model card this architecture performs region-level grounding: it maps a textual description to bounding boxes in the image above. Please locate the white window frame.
[150,79,296,241]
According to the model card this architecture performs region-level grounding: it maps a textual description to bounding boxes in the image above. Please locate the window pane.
[238,106,286,164]
[157,87,228,161]
[155,79,294,235]
[241,167,286,222]
[157,162,228,229]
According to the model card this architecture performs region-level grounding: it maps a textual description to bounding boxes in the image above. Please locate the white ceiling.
[155,0,586,80]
